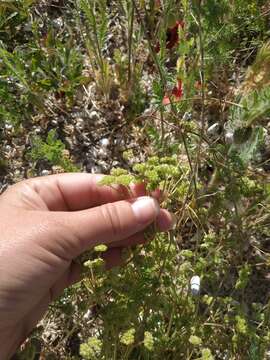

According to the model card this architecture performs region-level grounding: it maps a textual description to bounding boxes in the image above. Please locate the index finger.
[6,173,147,211]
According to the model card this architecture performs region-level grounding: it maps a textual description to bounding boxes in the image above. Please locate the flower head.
[162,79,183,105]
[155,20,184,53]
[166,20,184,49]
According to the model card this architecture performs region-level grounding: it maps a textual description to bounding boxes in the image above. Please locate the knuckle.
[46,215,78,260]
[100,202,122,238]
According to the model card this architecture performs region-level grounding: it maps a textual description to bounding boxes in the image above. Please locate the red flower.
[172,79,183,98]
[155,20,184,53]
[166,21,184,49]
[162,79,183,105]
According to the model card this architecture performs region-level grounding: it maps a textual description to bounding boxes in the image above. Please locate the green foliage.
[201,348,214,360]
[226,43,270,163]
[189,335,202,346]
[120,328,136,346]
[29,129,78,172]
[78,0,111,98]
[0,30,84,124]
[235,264,252,290]
[143,331,154,351]
[7,1,270,359]
[230,87,270,128]
[80,337,103,360]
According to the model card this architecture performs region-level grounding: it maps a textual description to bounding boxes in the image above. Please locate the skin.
[0,173,174,359]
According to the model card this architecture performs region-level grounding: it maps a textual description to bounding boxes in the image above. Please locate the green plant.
[78,0,111,98]
[7,1,270,359]
[29,129,78,172]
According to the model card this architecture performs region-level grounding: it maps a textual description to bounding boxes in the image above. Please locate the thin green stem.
[128,2,135,84]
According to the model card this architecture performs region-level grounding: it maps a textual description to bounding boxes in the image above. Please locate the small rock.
[190,275,200,296]
[41,170,50,176]
[100,138,110,148]
[4,145,12,153]
[98,161,110,172]
[91,165,102,174]
[53,17,64,29]
[183,112,192,121]
[5,123,13,131]
[225,131,234,144]
[89,111,100,122]
[34,127,42,134]
[75,118,85,131]
[112,160,120,167]
[207,122,220,136]
[83,309,92,321]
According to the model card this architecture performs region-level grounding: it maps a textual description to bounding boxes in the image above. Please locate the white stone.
[190,275,200,296]
[41,170,50,176]
[100,138,110,148]
[89,110,99,121]
[5,123,13,131]
[91,165,102,174]
[207,123,220,136]
[76,118,85,131]
[225,131,234,144]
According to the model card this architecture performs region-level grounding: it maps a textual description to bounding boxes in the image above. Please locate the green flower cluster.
[133,156,180,191]
[99,168,136,187]
[80,337,102,360]
[120,328,136,346]
[143,331,154,351]
[99,156,182,193]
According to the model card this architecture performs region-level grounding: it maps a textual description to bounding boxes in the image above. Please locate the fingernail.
[131,196,160,224]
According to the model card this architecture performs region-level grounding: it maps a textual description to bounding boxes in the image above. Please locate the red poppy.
[162,79,183,105]
[172,79,183,98]
[166,20,184,49]
[155,20,184,53]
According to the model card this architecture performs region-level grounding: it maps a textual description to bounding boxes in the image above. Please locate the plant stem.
[128,1,135,84]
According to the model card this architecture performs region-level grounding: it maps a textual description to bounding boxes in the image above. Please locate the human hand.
[0,173,174,359]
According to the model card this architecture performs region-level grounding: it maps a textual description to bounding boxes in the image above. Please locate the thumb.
[51,196,160,259]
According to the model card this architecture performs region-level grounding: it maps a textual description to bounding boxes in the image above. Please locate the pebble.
[5,123,13,131]
[183,112,192,121]
[207,122,220,136]
[83,309,92,321]
[34,127,42,134]
[75,118,85,131]
[53,17,64,29]
[190,275,200,296]
[91,165,102,174]
[225,131,234,144]
[89,110,100,121]
[4,145,12,153]
[100,138,110,148]
[41,170,50,176]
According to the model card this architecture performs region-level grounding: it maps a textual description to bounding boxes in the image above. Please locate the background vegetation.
[1,0,270,359]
